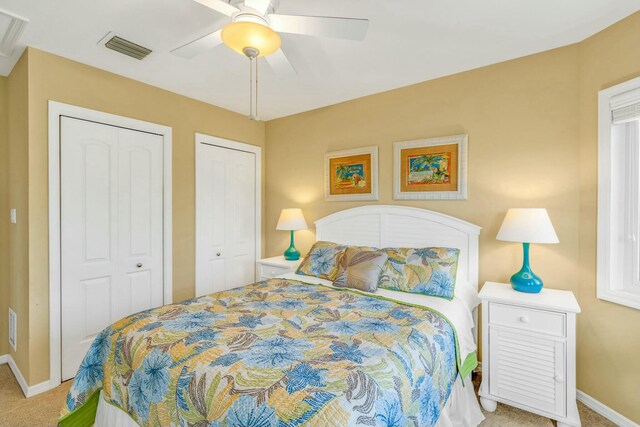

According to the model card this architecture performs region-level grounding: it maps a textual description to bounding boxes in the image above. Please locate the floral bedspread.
[59,278,462,427]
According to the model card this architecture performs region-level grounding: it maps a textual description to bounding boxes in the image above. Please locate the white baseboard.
[5,354,53,398]
[577,390,639,427]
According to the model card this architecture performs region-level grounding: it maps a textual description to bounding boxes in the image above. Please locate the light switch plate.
[10,209,16,224]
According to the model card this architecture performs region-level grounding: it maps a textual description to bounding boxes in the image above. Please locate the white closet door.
[196,143,256,297]
[61,117,163,380]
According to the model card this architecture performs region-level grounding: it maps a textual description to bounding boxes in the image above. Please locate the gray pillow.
[333,247,389,293]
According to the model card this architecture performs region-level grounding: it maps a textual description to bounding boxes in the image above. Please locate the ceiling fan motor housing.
[233,11,269,26]
[230,0,280,15]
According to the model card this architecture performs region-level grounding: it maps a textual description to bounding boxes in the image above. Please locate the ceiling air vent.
[101,32,152,60]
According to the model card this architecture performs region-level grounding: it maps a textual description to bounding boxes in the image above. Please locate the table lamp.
[496,208,559,293]
[276,208,308,260]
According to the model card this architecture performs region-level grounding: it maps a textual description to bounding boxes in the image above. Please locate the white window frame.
[597,76,640,310]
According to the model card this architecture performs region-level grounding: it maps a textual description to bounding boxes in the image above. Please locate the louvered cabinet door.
[489,326,566,417]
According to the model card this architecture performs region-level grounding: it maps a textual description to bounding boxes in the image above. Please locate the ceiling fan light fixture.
[221,20,281,57]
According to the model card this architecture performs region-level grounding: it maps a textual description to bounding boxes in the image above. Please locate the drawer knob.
[519,315,530,324]
[554,374,564,383]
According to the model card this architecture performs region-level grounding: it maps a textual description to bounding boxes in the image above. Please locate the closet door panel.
[61,118,119,381]
[117,128,164,318]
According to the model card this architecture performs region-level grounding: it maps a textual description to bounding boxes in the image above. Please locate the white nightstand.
[478,282,581,427]
[257,256,302,281]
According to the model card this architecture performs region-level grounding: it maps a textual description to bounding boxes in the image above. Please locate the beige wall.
[266,44,582,372]
[12,48,265,384]
[3,12,639,422]
[576,12,640,421]
[265,13,640,423]
[0,76,8,356]
[7,52,30,378]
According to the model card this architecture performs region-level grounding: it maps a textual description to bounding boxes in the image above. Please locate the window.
[598,77,640,309]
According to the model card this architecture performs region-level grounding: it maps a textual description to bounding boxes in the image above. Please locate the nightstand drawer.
[489,302,566,337]
[259,264,290,279]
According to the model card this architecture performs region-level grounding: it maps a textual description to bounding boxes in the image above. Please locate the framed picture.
[393,134,468,200]
[325,146,378,201]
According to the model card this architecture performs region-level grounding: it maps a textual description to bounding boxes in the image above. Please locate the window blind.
[611,87,640,124]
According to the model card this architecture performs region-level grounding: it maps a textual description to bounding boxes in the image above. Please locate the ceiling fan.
[171,0,370,77]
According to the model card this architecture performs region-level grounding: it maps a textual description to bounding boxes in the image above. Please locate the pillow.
[332,247,389,293]
[295,241,348,281]
[377,247,460,300]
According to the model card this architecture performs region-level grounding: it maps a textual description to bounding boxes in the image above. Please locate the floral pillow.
[377,247,460,300]
[295,241,348,281]
[332,247,389,293]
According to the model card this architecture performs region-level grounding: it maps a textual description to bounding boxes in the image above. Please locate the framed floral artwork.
[393,134,468,200]
[325,146,378,201]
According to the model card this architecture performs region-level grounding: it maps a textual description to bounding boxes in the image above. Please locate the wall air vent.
[100,32,152,60]
[0,9,28,57]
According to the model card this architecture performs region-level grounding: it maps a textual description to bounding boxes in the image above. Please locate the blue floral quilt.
[59,278,468,427]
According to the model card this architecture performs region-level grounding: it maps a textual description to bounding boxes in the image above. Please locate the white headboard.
[315,205,482,343]
[315,205,481,291]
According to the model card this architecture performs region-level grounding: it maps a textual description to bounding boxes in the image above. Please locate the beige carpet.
[0,364,615,427]
[0,364,71,427]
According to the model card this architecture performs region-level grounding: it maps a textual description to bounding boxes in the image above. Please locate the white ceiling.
[0,0,638,120]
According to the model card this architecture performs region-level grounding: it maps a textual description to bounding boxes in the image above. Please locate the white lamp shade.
[496,208,559,244]
[276,208,308,231]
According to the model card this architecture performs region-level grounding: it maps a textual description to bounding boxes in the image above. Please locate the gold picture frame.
[325,146,378,201]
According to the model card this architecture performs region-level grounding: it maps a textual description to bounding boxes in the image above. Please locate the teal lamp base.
[283,230,300,261]
[510,243,543,293]
[510,270,543,293]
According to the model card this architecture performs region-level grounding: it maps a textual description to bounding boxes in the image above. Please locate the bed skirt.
[94,374,484,427]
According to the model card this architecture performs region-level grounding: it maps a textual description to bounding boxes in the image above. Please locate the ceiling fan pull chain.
[249,56,253,120]
[256,56,259,120]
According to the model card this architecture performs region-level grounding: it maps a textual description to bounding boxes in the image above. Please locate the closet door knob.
[554,374,564,383]
[519,316,529,324]
[216,252,221,257]
[136,263,143,268]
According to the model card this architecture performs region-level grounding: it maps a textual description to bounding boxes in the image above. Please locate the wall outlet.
[8,308,16,352]
[10,209,16,224]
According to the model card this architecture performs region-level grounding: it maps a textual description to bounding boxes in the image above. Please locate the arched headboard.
[315,205,481,292]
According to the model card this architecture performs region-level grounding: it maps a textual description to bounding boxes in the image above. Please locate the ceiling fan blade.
[265,48,297,78]
[244,0,271,15]
[193,0,239,16]
[268,14,369,41]
[171,29,223,58]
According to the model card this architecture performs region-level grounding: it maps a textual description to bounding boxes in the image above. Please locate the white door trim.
[48,101,173,391]
[194,133,262,296]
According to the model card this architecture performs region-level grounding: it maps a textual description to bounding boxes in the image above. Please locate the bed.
[59,205,485,427]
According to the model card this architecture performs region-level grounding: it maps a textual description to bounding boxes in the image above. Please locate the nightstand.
[478,282,581,427]
[257,256,302,281]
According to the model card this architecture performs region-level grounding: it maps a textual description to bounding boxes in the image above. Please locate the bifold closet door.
[196,142,256,297]
[60,117,163,380]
